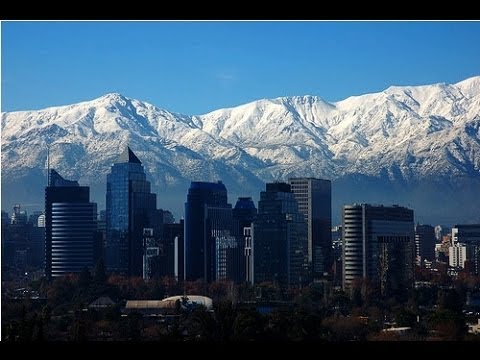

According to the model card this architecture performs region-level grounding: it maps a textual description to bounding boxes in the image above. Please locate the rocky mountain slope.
[2,76,480,224]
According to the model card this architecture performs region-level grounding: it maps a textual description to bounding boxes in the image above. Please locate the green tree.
[394,307,417,327]
[232,309,263,341]
[42,305,52,326]
[93,258,107,285]
[78,267,92,289]
[35,318,44,341]
[119,312,142,341]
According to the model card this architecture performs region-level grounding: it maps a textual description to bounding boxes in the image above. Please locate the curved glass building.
[45,169,97,278]
[51,203,97,276]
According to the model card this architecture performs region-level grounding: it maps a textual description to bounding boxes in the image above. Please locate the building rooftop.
[117,146,141,164]
[88,296,115,308]
[125,295,213,311]
[266,182,291,193]
[190,181,226,191]
[49,169,79,187]
[234,197,256,210]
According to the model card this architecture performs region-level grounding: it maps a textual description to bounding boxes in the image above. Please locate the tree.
[127,313,143,341]
[191,306,217,341]
[428,309,466,340]
[72,318,88,342]
[93,259,107,285]
[214,300,236,342]
[438,289,463,314]
[232,309,264,341]
[78,267,92,289]
[322,315,368,341]
[208,281,230,303]
[104,305,121,322]
[35,318,44,341]
[394,307,416,327]
[42,305,52,334]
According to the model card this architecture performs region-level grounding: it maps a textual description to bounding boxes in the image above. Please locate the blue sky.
[2,21,480,114]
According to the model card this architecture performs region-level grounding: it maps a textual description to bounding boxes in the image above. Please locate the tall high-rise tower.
[253,182,307,287]
[231,197,257,283]
[45,169,97,278]
[342,204,414,297]
[184,181,232,282]
[415,224,436,265]
[289,178,332,277]
[106,147,159,277]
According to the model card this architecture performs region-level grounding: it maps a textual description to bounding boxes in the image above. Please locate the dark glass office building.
[253,182,307,287]
[106,147,158,277]
[45,169,97,278]
[230,197,257,283]
[342,204,414,297]
[415,224,436,265]
[289,178,332,278]
[184,181,232,282]
[153,220,184,281]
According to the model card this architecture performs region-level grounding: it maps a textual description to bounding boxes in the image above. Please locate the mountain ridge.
[2,76,480,224]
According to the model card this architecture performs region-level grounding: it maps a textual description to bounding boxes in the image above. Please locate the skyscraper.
[45,169,97,278]
[184,181,232,282]
[253,182,307,287]
[415,224,436,265]
[451,224,480,274]
[289,178,332,277]
[159,220,184,281]
[231,197,257,283]
[106,147,159,277]
[342,204,414,297]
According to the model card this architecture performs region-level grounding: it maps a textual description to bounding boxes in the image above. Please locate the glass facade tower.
[415,224,436,265]
[106,147,158,277]
[342,204,414,297]
[228,197,257,283]
[253,182,307,287]
[289,178,332,277]
[184,181,232,282]
[45,169,97,278]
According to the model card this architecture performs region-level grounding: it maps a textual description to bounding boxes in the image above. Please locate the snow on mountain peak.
[101,92,127,100]
[2,76,480,223]
[455,76,480,98]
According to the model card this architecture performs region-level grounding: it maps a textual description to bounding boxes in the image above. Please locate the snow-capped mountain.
[2,76,480,224]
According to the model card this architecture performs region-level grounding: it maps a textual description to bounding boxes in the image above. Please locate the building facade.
[106,147,159,277]
[230,197,257,283]
[415,224,436,265]
[289,178,332,277]
[451,224,480,274]
[184,181,232,282]
[449,243,467,269]
[1,207,46,272]
[45,169,97,278]
[342,204,414,297]
[253,182,307,287]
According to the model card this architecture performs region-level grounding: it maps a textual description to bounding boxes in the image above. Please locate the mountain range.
[2,76,480,225]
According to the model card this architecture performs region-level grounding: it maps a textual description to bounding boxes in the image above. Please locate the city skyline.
[3,144,480,342]
[3,20,480,343]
